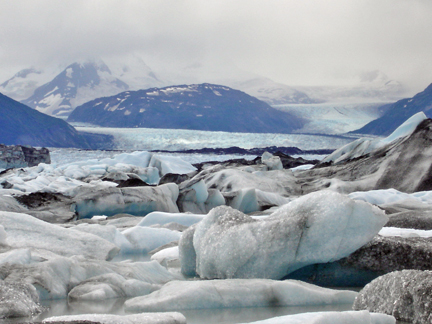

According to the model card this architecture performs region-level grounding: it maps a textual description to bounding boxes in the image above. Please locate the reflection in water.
[181,304,354,324]
[8,298,357,324]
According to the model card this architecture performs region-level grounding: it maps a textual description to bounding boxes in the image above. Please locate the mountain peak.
[67,82,304,133]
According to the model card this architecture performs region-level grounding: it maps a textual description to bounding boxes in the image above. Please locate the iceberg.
[68,273,157,300]
[74,184,179,218]
[122,226,181,253]
[180,191,387,279]
[124,279,357,312]
[136,211,204,227]
[43,312,187,324]
[0,256,176,300]
[0,211,119,260]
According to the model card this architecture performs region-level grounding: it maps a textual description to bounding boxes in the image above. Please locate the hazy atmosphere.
[1,0,432,94]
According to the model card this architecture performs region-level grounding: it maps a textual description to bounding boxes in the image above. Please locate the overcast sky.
[1,0,432,93]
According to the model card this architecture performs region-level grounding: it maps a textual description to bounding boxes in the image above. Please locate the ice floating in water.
[180,191,388,279]
[43,312,187,324]
[124,279,357,312]
[239,310,395,324]
[1,150,197,194]
[349,188,432,206]
[1,256,176,300]
[122,226,181,254]
[74,184,180,218]
[379,227,432,238]
[137,211,204,228]
[322,112,427,163]
[0,211,119,260]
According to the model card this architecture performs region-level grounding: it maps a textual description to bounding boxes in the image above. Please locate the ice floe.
[124,279,357,312]
[43,312,187,324]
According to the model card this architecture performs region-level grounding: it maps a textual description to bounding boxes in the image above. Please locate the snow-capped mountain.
[0,66,63,102]
[226,77,314,105]
[297,70,406,103]
[20,60,135,118]
[155,61,315,105]
[67,83,305,133]
[1,59,406,120]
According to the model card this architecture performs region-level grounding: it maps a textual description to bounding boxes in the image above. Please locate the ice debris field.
[2,113,432,323]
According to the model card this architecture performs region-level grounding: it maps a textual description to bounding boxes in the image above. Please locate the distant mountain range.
[0,92,92,148]
[0,57,406,119]
[353,83,432,136]
[67,83,305,133]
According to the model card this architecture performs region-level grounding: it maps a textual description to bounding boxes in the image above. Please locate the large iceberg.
[179,190,387,279]
[124,279,357,312]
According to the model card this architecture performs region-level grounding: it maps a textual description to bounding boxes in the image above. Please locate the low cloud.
[1,0,432,93]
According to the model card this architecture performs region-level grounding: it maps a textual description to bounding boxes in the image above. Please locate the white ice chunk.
[122,227,181,253]
[349,188,432,206]
[0,225,7,245]
[137,211,204,227]
[74,184,179,218]
[227,188,259,214]
[261,152,283,170]
[0,248,32,265]
[182,191,387,279]
[191,180,208,203]
[2,256,176,300]
[0,211,119,260]
[239,310,395,324]
[43,312,187,324]
[379,227,432,238]
[149,154,197,176]
[151,246,179,267]
[72,223,134,252]
[124,279,357,312]
[68,273,156,300]
[100,151,153,168]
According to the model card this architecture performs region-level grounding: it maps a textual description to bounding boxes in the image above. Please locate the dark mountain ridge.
[67,83,304,133]
[353,83,432,136]
[0,92,91,148]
